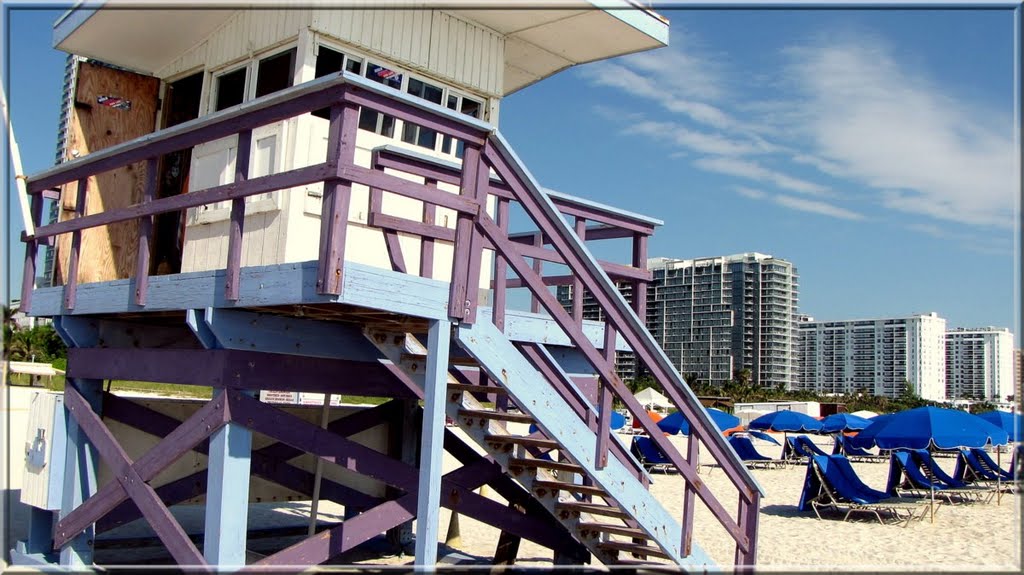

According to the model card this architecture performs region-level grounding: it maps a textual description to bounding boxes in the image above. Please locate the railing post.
[530,231,543,314]
[134,158,159,305]
[492,198,510,332]
[447,143,488,324]
[317,102,359,295]
[20,192,42,310]
[682,430,698,557]
[224,130,252,301]
[572,217,586,325]
[734,492,759,570]
[64,178,89,310]
[420,178,438,279]
[595,321,616,470]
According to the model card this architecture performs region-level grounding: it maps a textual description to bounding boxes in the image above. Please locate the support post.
[414,319,451,566]
[224,130,252,301]
[387,399,419,551]
[203,389,252,569]
[63,177,89,310]
[571,217,586,325]
[317,102,359,295]
[58,378,103,567]
[134,158,158,305]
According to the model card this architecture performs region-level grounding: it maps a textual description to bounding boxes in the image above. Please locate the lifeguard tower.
[12,2,763,570]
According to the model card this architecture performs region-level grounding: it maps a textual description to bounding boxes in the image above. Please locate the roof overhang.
[53,3,236,76]
[54,2,669,93]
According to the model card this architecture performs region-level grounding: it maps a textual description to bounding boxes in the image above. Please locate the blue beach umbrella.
[976,411,1023,441]
[819,413,874,434]
[850,406,1009,450]
[658,408,741,435]
[748,410,823,433]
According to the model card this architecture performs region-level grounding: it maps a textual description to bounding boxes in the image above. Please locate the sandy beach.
[3,388,1019,571]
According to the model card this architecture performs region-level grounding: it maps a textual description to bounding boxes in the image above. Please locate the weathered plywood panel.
[55,62,160,286]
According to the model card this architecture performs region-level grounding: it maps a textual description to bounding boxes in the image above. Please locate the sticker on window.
[372,66,399,81]
[97,96,132,111]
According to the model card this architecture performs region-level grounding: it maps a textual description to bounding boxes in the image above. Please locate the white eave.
[53,1,668,94]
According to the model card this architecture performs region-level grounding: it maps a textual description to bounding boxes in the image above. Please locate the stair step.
[555,502,630,520]
[447,383,509,395]
[402,352,478,366]
[533,480,607,497]
[459,409,535,424]
[598,541,670,560]
[577,522,649,539]
[509,458,584,474]
[483,434,559,450]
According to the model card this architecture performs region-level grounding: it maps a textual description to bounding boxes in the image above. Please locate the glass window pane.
[215,68,247,111]
[255,48,296,98]
[446,95,458,110]
[407,77,443,105]
[345,58,362,75]
[460,98,482,119]
[366,63,402,90]
[315,46,345,78]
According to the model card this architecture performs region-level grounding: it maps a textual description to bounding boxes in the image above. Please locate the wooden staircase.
[365,322,715,568]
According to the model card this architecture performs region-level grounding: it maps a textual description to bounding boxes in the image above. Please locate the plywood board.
[55,61,160,285]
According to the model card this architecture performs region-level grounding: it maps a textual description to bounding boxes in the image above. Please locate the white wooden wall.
[175,9,502,296]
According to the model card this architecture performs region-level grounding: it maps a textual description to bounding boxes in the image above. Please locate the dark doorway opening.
[153,71,203,275]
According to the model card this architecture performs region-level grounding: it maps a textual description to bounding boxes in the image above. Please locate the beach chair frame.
[807,459,925,527]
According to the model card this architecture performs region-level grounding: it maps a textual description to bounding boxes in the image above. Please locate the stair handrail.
[474,131,763,564]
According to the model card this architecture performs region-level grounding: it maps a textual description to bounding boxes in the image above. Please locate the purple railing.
[20,70,758,566]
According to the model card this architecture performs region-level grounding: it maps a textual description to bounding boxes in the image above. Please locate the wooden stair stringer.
[455,319,716,569]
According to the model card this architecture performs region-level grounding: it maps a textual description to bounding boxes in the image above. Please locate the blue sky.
[2,6,1019,336]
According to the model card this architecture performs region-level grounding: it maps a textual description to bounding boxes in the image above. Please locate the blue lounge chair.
[783,435,824,463]
[630,436,672,473]
[911,450,993,503]
[798,454,924,526]
[727,435,786,470]
[887,451,983,504]
[795,435,830,457]
[834,435,887,462]
[970,448,1015,481]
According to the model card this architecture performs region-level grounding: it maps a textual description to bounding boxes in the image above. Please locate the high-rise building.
[796,312,947,401]
[945,327,1015,402]
[558,252,800,388]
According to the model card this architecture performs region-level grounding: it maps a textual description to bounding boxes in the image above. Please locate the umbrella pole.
[997,449,1002,506]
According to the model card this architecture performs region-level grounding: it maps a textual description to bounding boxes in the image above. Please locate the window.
[312,46,363,119]
[254,48,296,98]
[401,78,444,150]
[441,92,483,158]
[214,67,247,111]
[360,62,402,137]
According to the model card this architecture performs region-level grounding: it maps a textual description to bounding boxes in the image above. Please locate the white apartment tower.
[797,312,947,401]
[645,253,799,389]
[945,327,1015,401]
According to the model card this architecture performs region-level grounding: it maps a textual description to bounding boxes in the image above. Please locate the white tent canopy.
[634,387,671,410]
[850,410,879,419]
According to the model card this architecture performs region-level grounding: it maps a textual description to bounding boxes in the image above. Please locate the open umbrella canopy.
[850,410,879,419]
[657,408,740,435]
[850,406,1009,450]
[976,411,1022,441]
[819,413,874,434]
[531,411,625,435]
[634,387,672,410]
[749,410,823,433]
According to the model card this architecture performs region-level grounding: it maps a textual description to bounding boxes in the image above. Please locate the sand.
[428,430,1022,571]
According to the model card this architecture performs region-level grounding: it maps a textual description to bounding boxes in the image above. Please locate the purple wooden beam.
[572,217,586,326]
[492,198,509,332]
[735,492,759,568]
[225,130,252,301]
[27,85,349,194]
[19,193,42,309]
[62,386,208,568]
[511,224,636,244]
[63,178,88,310]
[134,158,158,306]
[446,144,485,322]
[340,164,479,215]
[369,179,407,274]
[476,213,749,550]
[595,322,616,471]
[460,144,492,325]
[54,391,229,549]
[66,347,420,398]
[493,240,652,282]
[367,211,455,243]
[682,431,698,557]
[32,163,333,241]
[420,178,438,279]
[317,103,358,295]
[632,233,649,329]
[372,148,513,199]
[530,232,543,314]
[97,396,395,532]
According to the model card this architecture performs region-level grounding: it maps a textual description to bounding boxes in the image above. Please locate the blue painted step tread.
[555,501,631,519]
[598,541,670,560]
[509,458,584,474]
[458,409,535,424]
[483,434,559,450]
[533,480,607,497]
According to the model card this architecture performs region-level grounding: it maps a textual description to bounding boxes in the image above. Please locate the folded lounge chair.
[795,435,830,457]
[727,435,786,470]
[798,454,925,527]
[953,449,1020,495]
[783,435,826,464]
[887,451,986,504]
[833,435,888,462]
[911,449,994,503]
[630,436,673,473]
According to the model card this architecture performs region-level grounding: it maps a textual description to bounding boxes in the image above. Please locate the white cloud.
[734,186,767,200]
[784,41,1017,228]
[773,195,865,221]
[625,121,771,156]
[694,156,829,196]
